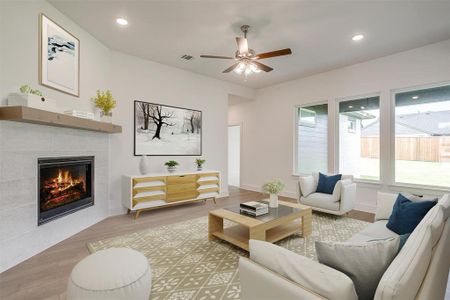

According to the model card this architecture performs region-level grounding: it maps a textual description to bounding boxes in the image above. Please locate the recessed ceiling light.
[116,18,128,26]
[360,106,365,109]
[412,95,419,100]
[348,105,353,108]
[352,34,364,41]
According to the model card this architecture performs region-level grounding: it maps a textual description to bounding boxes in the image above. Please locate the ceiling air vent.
[181,54,194,61]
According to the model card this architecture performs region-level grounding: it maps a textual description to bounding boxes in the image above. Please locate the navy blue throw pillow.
[386,194,437,235]
[316,173,342,195]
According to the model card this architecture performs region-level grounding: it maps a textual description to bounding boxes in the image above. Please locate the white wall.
[228,125,241,187]
[108,51,254,214]
[0,0,254,271]
[0,1,110,110]
[229,39,450,212]
[0,0,112,273]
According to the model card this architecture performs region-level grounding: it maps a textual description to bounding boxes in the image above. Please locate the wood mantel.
[0,106,121,133]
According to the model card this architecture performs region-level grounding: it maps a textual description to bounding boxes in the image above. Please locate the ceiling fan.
[200,25,292,75]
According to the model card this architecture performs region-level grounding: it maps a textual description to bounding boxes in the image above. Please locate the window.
[296,103,328,174]
[339,96,380,180]
[394,85,450,188]
[347,118,357,133]
[299,108,317,127]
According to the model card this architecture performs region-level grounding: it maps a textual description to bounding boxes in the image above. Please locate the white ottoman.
[67,248,151,300]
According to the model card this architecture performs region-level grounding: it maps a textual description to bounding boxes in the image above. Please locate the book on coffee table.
[240,201,269,216]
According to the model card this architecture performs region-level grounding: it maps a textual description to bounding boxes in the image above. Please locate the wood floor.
[0,187,374,300]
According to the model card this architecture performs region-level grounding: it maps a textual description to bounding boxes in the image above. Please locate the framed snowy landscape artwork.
[39,14,80,97]
[134,101,202,156]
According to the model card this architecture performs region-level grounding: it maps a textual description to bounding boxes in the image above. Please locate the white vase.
[269,194,279,208]
[100,112,112,123]
[139,155,150,175]
[167,166,177,173]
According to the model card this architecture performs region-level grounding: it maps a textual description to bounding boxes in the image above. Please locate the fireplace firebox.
[38,156,94,225]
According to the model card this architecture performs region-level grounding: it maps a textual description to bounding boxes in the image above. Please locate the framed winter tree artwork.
[39,13,80,97]
[134,101,202,156]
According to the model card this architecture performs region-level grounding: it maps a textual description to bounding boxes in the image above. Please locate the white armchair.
[298,173,356,215]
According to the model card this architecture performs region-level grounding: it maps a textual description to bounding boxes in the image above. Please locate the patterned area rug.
[87,212,368,300]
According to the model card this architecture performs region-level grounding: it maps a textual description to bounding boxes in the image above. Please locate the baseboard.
[109,206,127,216]
[240,184,297,200]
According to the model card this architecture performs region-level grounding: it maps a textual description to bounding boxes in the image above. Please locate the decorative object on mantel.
[262,179,285,208]
[164,160,179,173]
[139,155,150,175]
[0,106,122,133]
[39,13,80,97]
[195,158,205,171]
[7,91,59,113]
[134,100,202,156]
[19,84,43,96]
[64,110,95,120]
[92,90,116,123]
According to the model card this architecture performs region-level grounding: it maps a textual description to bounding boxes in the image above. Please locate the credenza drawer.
[167,183,197,194]
[166,191,198,202]
[166,174,196,185]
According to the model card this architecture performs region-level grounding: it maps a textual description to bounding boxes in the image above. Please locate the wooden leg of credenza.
[135,210,141,220]
[127,209,131,215]
[213,197,216,204]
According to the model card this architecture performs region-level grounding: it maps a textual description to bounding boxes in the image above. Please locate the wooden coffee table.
[208,200,312,251]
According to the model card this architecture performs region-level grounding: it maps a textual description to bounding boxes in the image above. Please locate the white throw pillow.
[299,175,317,197]
[249,240,357,300]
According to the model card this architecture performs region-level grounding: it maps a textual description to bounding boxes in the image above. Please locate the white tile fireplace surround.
[0,121,110,272]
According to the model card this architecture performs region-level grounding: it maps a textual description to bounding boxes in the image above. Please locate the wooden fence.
[361,137,450,162]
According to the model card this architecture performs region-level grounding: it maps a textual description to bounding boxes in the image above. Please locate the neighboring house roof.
[362,110,450,136]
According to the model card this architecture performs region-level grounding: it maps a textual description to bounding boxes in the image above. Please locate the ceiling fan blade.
[222,62,240,73]
[255,48,292,59]
[200,55,234,59]
[236,37,249,55]
[252,61,273,72]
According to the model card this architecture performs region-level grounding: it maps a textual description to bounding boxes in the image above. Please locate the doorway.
[228,125,241,187]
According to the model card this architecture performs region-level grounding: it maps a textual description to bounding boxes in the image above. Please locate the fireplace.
[38,156,94,225]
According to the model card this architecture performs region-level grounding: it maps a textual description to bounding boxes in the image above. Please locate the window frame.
[390,81,450,190]
[293,101,329,176]
[335,93,381,183]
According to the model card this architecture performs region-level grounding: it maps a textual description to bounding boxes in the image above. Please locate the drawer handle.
[179,175,185,177]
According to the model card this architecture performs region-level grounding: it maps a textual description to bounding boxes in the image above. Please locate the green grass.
[359,158,450,188]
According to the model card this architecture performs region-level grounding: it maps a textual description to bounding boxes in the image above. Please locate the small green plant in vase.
[195,159,205,171]
[262,179,285,208]
[92,90,116,122]
[165,160,179,173]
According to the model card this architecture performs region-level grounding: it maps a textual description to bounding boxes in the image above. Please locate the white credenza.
[122,170,220,218]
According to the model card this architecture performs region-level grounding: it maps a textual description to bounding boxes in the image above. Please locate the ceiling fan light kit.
[200,25,292,77]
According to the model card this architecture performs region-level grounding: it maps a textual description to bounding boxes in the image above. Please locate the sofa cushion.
[438,194,450,219]
[249,240,358,300]
[299,175,316,197]
[375,227,432,300]
[386,194,437,234]
[316,237,402,300]
[374,203,445,300]
[301,193,340,211]
[348,220,398,242]
[316,173,342,194]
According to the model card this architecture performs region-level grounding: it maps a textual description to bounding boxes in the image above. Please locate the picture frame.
[39,13,80,97]
[134,100,202,156]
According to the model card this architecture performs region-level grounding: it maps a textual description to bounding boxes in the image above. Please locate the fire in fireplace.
[38,156,94,225]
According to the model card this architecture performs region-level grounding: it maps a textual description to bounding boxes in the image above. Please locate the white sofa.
[239,192,450,300]
[298,173,356,215]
